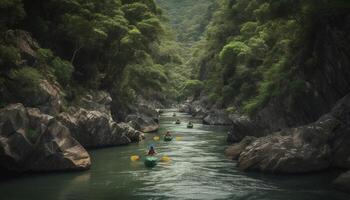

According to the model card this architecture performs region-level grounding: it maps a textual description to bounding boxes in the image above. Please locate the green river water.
[0,109,349,200]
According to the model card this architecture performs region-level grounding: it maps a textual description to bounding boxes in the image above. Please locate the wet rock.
[225,137,256,160]
[333,170,350,193]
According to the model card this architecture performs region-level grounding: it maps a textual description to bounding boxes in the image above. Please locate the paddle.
[160,156,171,162]
[130,154,171,162]
[153,136,160,141]
[130,155,140,161]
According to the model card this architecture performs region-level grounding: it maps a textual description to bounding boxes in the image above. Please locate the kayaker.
[188,121,193,126]
[173,112,176,117]
[165,131,172,137]
[147,145,157,156]
[175,119,181,124]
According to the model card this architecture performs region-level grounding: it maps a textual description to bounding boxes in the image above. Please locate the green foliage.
[0,45,21,67]
[8,67,42,98]
[51,57,73,86]
[219,41,251,65]
[193,0,336,114]
[181,79,203,97]
[0,0,25,29]
[156,0,214,44]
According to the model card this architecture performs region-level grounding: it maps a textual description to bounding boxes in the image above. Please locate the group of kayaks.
[173,113,194,128]
[137,112,194,168]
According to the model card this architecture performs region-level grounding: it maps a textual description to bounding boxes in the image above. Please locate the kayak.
[187,124,193,128]
[164,136,173,141]
[144,156,158,168]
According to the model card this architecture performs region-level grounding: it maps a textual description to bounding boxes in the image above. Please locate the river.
[0,109,349,200]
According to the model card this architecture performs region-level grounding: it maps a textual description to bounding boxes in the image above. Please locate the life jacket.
[148,149,155,155]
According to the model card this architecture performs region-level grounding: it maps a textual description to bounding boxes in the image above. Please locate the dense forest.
[192,0,350,124]
[1,0,350,198]
[0,0,189,120]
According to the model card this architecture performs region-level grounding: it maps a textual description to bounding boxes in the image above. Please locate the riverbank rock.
[126,104,159,133]
[0,104,90,172]
[59,108,142,148]
[0,104,33,171]
[333,170,350,193]
[227,115,268,143]
[179,103,191,113]
[225,137,256,160]
[203,110,232,125]
[79,91,113,119]
[236,93,350,174]
[28,120,91,171]
[127,115,159,133]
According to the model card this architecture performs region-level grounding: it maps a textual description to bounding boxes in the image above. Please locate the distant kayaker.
[175,119,181,124]
[187,121,194,128]
[173,112,176,117]
[147,145,157,156]
[165,131,172,137]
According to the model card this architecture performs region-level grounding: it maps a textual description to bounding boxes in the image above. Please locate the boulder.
[238,115,339,173]
[59,108,141,148]
[28,120,91,171]
[36,80,63,116]
[203,110,232,125]
[79,91,113,120]
[127,115,159,133]
[225,136,256,160]
[0,104,33,171]
[179,103,191,113]
[333,170,350,193]
[235,93,350,174]
[127,104,160,133]
[0,104,90,172]
[227,115,268,143]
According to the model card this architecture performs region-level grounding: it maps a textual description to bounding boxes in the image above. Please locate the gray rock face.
[28,120,91,171]
[59,108,141,148]
[79,91,113,119]
[126,104,160,133]
[0,104,33,171]
[235,93,350,174]
[203,110,232,125]
[225,137,256,160]
[36,80,62,115]
[0,104,90,172]
[333,170,350,193]
[126,115,159,133]
[227,115,268,143]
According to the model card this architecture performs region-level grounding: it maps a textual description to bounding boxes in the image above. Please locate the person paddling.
[165,131,172,137]
[147,145,157,156]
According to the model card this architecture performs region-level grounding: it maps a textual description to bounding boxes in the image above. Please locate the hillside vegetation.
[0,0,186,118]
[192,0,350,120]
